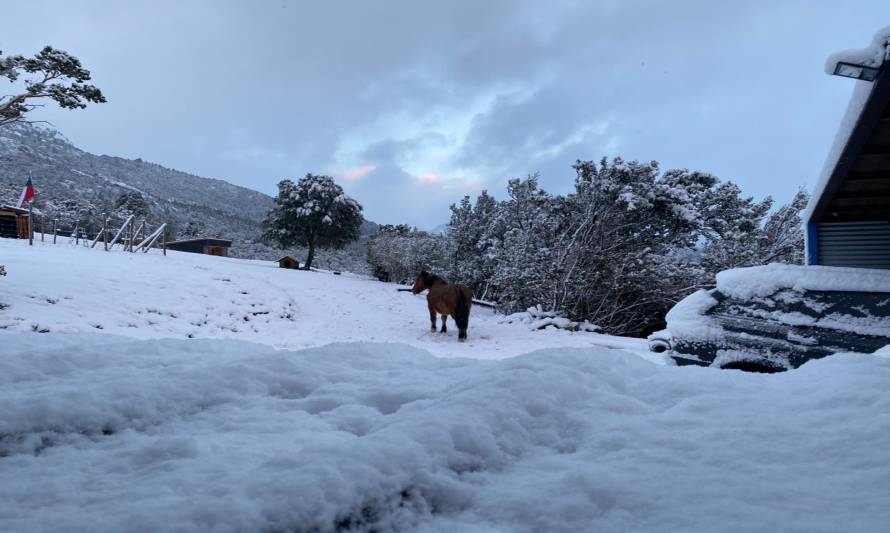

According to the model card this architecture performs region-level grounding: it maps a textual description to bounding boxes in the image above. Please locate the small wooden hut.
[278,256,300,269]
[0,205,30,239]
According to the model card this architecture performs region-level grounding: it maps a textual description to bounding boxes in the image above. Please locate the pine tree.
[757,188,809,265]
[1,46,106,127]
[263,174,363,270]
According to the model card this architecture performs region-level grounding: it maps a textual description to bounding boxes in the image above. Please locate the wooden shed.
[0,205,30,239]
[807,32,890,269]
[165,237,232,256]
[278,256,300,269]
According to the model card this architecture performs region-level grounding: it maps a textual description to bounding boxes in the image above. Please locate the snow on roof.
[166,237,232,245]
[804,26,890,223]
[715,263,890,299]
[824,26,890,76]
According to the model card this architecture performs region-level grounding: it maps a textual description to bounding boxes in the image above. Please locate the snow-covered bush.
[498,305,601,332]
[367,225,452,284]
[376,157,808,337]
[699,185,808,272]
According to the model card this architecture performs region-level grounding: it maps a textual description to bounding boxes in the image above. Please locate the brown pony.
[412,271,473,341]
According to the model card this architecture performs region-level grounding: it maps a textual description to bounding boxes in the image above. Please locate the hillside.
[1,239,889,532]
[0,124,377,271]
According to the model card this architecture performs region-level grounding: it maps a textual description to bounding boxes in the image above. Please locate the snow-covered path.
[0,239,651,361]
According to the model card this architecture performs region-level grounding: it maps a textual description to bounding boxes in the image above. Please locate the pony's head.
[412,271,433,294]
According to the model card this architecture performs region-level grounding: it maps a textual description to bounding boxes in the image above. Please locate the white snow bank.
[716,263,890,299]
[1,335,889,532]
[805,26,890,224]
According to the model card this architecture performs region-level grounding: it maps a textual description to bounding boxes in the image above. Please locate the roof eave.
[808,62,890,224]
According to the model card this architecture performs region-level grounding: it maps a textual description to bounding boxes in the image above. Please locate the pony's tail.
[455,287,472,339]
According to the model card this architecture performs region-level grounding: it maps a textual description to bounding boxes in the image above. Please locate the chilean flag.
[16,178,36,208]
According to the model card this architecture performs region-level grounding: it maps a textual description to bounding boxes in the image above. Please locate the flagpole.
[28,200,33,246]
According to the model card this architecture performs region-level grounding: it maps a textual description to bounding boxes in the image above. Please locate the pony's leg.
[440,314,447,333]
[458,327,467,341]
[428,305,437,332]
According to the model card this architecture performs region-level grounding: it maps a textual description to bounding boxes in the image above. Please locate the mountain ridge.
[0,123,376,272]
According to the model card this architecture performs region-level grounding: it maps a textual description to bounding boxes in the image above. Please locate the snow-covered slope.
[0,123,272,239]
[0,239,649,360]
[0,123,380,269]
[2,240,889,533]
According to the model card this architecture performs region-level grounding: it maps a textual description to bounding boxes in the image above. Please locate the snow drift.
[1,334,889,533]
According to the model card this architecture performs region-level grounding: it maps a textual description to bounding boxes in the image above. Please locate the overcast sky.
[4,1,889,227]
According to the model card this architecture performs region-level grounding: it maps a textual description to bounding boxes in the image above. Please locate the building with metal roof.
[806,28,890,269]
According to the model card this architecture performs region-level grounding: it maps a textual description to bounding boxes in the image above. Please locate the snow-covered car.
[655,264,890,372]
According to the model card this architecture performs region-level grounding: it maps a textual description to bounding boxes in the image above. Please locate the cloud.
[4,0,889,225]
[339,164,377,182]
[222,147,286,162]
[416,173,442,185]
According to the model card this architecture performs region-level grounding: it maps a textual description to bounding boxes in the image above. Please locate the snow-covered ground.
[2,239,890,532]
[0,239,651,361]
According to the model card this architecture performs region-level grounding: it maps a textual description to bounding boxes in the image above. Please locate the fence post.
[163,228,167,256]
[41,218,45,242]
[103,216,108,251]
[53,219,57,244]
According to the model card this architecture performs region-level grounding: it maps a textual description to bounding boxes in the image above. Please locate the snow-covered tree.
[543,158,704,335]
[368,156,807,337]
[177,220,207,239]
[263,174,363,269]
[697,185,807,273]
[114,191,151,220]
[448,189,498,296]
[480,175,561,312]
[755,188,809,265]
[0,46,105,127]
[368,225,451,284]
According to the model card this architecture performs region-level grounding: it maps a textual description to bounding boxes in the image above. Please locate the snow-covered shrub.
[699,185,808,273]
[381,157,808,337]
[498,305,601,332]
[367,225,452,284]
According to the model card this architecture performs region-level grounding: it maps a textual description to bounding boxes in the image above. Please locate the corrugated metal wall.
[817,221,890,269]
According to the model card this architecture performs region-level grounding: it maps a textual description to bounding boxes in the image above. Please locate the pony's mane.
[421,271,447,286]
